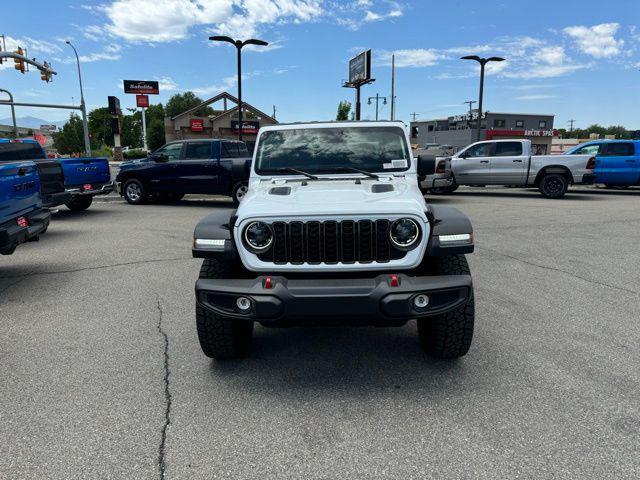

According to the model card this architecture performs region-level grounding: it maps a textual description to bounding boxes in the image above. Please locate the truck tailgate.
[59,157,111,187]
[0,162,42,224]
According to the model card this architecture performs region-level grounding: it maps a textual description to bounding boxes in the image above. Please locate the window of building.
[515,120,524,128]
[427,125,434,132]
[494,142,523,156]
[539,120,547,128]
[494,119,506,128]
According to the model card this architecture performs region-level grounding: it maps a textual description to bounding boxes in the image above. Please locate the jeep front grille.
[257,220,406,265]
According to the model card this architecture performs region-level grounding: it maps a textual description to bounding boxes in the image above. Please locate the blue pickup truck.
[0,160,51,255]
[0,139,113,211]
[115,139,251,206]
[566,139,640,188]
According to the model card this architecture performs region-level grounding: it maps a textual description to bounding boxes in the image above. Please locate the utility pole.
[568,119,575,137]
[390,54,395,121]
[65,41,91,156]
[410,112,419,122]
[272,105,277,120]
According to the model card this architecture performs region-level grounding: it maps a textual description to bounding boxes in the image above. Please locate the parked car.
[0,139,113,211]
[0,160,51,255]
[192,121,476,360]
[565,140,640,189]
[431,139,596,198]
[115,139,252,206]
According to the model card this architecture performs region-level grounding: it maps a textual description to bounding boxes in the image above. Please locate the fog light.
[413,294,429,309]
[236,296,252,312]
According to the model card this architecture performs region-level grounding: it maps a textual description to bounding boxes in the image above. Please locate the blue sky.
[1,0,640,130]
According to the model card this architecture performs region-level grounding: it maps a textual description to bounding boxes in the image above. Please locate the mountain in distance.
[0,116,67,130]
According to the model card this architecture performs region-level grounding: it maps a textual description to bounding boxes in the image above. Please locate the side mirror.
[150,153,168,163]
[458,151,468,159]
[417,154,435,178]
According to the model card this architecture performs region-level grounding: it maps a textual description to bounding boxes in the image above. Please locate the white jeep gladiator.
[192,121,476,360]
[431,139,596,198]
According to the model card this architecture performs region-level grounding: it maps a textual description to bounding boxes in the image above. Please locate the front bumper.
[42,190,73,208]
[0,208,51,254]
[420,173,453,190]
[196,273,472,326]
[66,181,115,197]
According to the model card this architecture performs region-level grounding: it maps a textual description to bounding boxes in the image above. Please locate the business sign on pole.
[348,50,372,85]
[231,120,259,134]
[190,119,205,132]
[108,96,121,115]
[123,80,160,95]
[136,94,149,108]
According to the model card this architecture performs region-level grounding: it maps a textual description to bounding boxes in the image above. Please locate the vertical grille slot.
[341,220,356,263]
[306,221,321,264]
[358,220,374,262]
[375,219,391,262]
[289,221,304,264]
[272,222,287,264]
[323,221,339,264]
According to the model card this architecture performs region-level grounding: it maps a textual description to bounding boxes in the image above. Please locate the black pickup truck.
[115,139,251,206]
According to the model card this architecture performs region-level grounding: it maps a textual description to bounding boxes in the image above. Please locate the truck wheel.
[538,173,568,199]
[65,196,93,211]
[430,181,459,195]
[123,179,147,205]
[196,258,254,359]
[231,182,248,206]
[417,255,474,359]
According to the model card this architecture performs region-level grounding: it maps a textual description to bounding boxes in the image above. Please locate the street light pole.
[0,88,18,138]
[209,36,269,142]
[367,93,387,121]
[461,55,505,142]
[66,41,91,156]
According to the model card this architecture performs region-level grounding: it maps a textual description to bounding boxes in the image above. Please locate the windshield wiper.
[275,167,319,180]
[319,166,380,180]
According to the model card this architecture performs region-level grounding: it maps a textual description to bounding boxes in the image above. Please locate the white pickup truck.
[432,139,596,198]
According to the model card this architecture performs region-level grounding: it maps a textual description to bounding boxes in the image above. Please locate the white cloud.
[564,23,624,58]
[191,75,238,96]
[363,7,402,23]
[156,76,178,91]
[515,94,559,101]
[379,49,445,68]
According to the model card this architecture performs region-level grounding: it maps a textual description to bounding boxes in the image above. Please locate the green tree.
[336,101,352,121]
[165,91,214,118]
[145,103,166,151]
[121,110,143,148]
[88,107,114,149]
[53,113,85,155]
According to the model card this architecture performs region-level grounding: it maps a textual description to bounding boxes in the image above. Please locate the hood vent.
[371,184,394,193]
[269,186,291,196]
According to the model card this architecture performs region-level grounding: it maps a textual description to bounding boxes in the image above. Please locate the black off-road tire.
[196,258,254,360]
[538,173,569,199]
[417,255,474,359]
[231,182,248,206]
[65,195,93,211]
[430,180,459,195]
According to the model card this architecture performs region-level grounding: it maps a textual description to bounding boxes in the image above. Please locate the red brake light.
[83,184,93,191]
[586,157,596,170]
[436,160,446,174]
[17,216,29,228]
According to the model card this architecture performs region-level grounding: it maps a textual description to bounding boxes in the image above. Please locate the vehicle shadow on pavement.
[208,325,469,390]
[435,190,601,201]
[51,209,112,220]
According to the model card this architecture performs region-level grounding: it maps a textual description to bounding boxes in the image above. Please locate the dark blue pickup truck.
[115,139,251,206]
[0,160,51,255]
[0,139,113,211]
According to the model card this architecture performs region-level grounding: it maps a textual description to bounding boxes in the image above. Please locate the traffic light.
[40,62,52,82]
[13,47,25,73]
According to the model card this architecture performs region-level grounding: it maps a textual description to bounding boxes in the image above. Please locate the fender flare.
[192,208,238,259]
[426,205,474,256]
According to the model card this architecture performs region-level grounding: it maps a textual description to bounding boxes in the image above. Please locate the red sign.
[136,94,149,108]
[190,119,205,132]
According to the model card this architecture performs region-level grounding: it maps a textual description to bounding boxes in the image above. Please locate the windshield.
[255,126,411,174]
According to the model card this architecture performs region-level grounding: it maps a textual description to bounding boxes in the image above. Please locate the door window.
[494,142,523,156]
[572,143,602,155]
[155,143,183,160]
[603,143,635,156]
[236,142,250,157]
[185,142,212,159]
[462,143,492,158]
[221,142,239,158]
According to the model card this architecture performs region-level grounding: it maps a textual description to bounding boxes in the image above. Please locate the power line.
[410,112,419,121]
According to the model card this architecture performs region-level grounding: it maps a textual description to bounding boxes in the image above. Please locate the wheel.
[65,196,93,211]
[231,182,248,206]
[196,258,254,359]
[430,180,459,195]
[123,179,147,205]
[417,255,475,359]
[538,173,569,199]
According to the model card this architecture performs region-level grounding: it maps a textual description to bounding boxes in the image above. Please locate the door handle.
[480,160,489,164]
[513,159,523,163]
[18,167,27,176]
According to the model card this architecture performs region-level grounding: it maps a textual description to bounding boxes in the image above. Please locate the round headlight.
[243,221,274,253]
[389,218,420,249]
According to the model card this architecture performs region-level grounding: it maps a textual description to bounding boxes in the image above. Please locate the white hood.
[237,175,427,220]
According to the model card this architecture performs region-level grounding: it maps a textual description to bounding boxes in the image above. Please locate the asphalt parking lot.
[1,186,639,479]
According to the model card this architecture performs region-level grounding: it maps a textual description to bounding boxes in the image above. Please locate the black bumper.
[66,181,115,197]
[42,190,73,208]
[196,273,472,326]
[0,208,51,254]
[580,173,596,185]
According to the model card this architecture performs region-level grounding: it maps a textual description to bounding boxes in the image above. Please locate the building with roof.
[410,111,556,155]
[164,92,277,152]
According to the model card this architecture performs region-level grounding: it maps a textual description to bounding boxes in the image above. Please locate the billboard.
[348,50,371,85]
[136,94,149,108]
[123,80,159,95]
[108,96,121,115]
[231,120,260,134]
